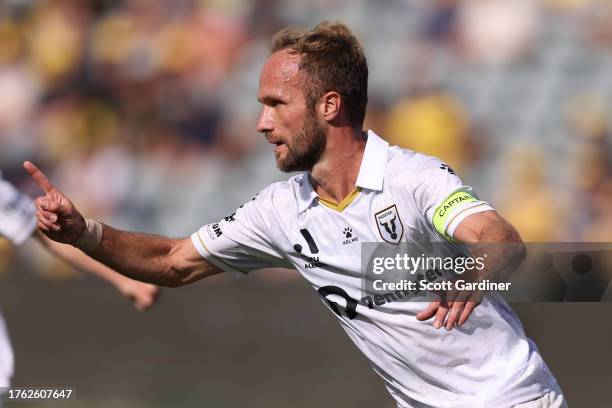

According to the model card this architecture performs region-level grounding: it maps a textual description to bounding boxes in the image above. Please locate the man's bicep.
[453,210,521,243]
[191,222,290,276]
[410,157,494,241]
[171,237,224,286]
[189,186,292,276]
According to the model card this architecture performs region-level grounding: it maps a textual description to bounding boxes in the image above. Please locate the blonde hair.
[271,21,368,128]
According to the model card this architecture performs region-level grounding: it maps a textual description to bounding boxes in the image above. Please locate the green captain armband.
[432,190,479,240]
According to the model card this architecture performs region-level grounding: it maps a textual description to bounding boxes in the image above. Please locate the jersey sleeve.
[190,186,290,276]
[0,177,37,246]
[413,158,495,240]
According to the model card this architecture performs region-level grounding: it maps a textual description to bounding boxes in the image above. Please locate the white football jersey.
[0,174,37,246]
[0,173,36,388]
[0,317,11,389]
[191,131,560,408]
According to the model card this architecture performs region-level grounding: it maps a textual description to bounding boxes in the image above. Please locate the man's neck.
[310,128,367,203]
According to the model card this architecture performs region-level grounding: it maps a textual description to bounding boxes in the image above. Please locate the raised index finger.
[23,161,56,195]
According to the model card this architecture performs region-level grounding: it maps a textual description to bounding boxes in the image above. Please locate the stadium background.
[0,0,610,406]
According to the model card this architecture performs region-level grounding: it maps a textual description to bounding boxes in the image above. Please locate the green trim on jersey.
[432,189,478,240]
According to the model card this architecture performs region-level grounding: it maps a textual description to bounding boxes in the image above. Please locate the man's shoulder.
[253,175,303,207]
[386,145,450,183]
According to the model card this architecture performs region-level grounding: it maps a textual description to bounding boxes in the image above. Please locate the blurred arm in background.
[34,231,159,311]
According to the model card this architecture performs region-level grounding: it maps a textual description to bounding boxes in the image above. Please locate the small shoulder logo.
[212,223,223,237]
[342,227,358,245]
[205,223,223,240]
[375,205,404,244]
[223,193,260,222]
[439,163,455,175]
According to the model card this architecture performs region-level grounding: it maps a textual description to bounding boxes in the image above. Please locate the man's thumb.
[46,200,60,212]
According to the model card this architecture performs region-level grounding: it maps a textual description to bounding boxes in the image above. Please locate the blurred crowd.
[0,0,611,277]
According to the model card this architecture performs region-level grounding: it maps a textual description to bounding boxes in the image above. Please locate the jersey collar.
[297,174,319,213]
[296,130,389,214]
[355,130,389,191]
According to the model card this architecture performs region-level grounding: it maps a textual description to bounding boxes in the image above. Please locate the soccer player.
[0,171,159,402]
[24,22,566,408]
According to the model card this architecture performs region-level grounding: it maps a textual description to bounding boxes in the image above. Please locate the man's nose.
[256,106,274,134]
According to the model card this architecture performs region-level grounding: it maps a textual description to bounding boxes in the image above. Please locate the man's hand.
[24,161,86,244]
[416,210,525,330]
[416,289,481,330]
[116,280,160,311]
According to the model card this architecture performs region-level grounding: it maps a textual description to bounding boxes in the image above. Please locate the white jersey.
[0,174,37,246]
[191,131,560,408]
[0,173,37,388]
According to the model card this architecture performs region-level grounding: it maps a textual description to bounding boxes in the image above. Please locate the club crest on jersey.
[375,205,403,244]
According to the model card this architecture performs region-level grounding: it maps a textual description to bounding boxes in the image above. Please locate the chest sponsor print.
[294,228,327,269]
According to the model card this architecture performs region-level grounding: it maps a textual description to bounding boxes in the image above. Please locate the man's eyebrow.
[257,95,283,104]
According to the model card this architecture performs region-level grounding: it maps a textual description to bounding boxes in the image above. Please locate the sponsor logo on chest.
[294,228,328,269]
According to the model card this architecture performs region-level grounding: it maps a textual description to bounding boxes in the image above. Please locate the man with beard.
[23,21,565,408]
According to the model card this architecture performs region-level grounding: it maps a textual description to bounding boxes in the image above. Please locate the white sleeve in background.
[0,177,37,246]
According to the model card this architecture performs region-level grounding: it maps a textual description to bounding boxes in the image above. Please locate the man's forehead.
[261,50,302,84]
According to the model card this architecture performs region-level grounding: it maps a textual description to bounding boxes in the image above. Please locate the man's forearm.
[465,220,526,284]
[23,161,214,287]
[88,224,181,287]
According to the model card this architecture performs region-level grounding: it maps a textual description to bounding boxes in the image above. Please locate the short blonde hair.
[271,21,368,128]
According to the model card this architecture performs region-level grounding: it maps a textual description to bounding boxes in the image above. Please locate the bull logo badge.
[375,205,404,244]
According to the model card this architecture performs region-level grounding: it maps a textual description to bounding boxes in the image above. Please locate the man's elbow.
[161,265,190,288]
[163,237,218,287]
[498,222,527,267]
[513,240,527,266]
[159,239,192,288]
[165,257,214,287]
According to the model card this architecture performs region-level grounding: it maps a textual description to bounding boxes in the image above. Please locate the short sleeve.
[0,177,37,246]
[190,186,290,276]
[413,159,494,240]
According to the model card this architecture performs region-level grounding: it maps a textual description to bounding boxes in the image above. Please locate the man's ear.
[319,91,341,122]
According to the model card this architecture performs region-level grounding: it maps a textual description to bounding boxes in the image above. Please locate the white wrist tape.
[74,218,103,253]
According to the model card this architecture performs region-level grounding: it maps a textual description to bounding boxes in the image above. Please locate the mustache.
[265,132,285,144]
